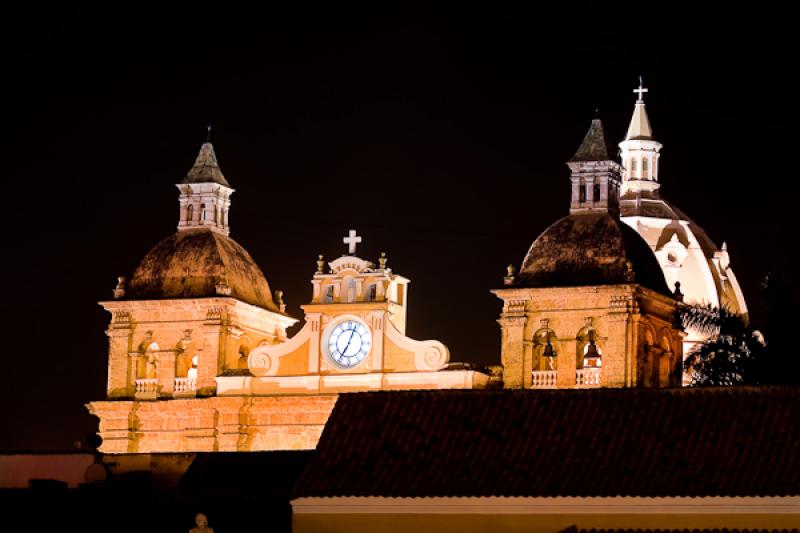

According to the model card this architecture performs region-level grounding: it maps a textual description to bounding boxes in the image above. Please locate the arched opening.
[576,329,602,369]
[530,327,558,389]
[199,204,206,224]
[630,158,638,177]
[186,204,194,224]
[367,284,377,302]
[532,329,558,371]
[642,158,649,178]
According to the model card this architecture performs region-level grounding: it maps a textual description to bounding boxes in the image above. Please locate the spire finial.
[206,122,212,143]
[634,76,648,103]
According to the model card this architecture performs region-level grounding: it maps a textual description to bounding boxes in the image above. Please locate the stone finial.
[673,281,684,302]
[274,290,286,313]
[113,276,126,299]
[378,252,388,270]
[504,264,516,286]
[316,254,325,274]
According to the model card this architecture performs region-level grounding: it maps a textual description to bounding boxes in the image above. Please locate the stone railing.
[135,378,158,393]
[174,377,197,394]
[576,367,601,387]
[135,378,159,399]
[531,370,557,389]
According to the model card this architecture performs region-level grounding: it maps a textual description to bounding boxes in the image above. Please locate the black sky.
[2,6,797,450]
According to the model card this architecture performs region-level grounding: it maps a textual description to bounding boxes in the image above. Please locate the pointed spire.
[570,118,611,162]
[182,142,230,187]
[625,77,654,141]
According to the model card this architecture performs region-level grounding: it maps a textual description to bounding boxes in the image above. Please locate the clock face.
[327,319,372,368]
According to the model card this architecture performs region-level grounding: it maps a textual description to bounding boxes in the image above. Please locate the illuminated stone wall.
[494,284,682,389]
[87,395,337,453]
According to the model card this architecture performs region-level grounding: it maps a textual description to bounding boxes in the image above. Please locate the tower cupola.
[618,78,663,194]
[567,118,623,216]
[176,142,234,236]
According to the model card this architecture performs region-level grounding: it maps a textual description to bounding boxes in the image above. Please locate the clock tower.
[216,230,489,395]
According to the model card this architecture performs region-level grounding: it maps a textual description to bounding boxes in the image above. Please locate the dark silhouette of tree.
[680,304,768,386]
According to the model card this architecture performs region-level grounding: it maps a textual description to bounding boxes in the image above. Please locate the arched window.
[593,183,601,203]
[200,204,206,223]
[579,184,586,203]
[367,284,377,302]
[186,204,194,224]
[325,285,335,303]
[630,159,638,177]
[642,158,649,178]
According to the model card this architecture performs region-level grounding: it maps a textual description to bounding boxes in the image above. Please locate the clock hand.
[341,326,357,355]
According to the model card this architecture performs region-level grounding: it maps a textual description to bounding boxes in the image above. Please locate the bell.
[584,331,601,367]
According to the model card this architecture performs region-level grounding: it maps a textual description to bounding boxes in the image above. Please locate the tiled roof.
[294,387,800,498]
[182,142,230,186]
[571,118,611,161]
[570,530,799,533]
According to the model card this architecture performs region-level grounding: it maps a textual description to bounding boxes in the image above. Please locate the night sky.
[3,6,796,450]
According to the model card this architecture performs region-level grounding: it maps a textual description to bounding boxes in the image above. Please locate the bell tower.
[568,118,623,215]
[176,142,234,236]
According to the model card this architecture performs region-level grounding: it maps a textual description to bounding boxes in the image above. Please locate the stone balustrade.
[576,367,601,387]
[531,370,557,389]
[174,377,197,394]
[134,378,159,400]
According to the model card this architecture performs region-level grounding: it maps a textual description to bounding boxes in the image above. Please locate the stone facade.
[494,285,682,389]
[88,146,487,455]
[495,115,684,390]
[88,395,337,453]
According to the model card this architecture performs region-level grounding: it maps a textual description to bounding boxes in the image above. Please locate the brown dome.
[515,212,670,295]
[126,228,278,311]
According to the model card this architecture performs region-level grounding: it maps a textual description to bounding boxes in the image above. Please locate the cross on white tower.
[343,229,362,255]
[634,76,648,102]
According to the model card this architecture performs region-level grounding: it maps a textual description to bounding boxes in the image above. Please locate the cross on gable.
[343,229,362,255]
[634,76,648,102]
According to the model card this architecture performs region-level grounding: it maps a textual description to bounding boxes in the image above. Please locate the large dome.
[515,212,670,295]
[125,228,279,311]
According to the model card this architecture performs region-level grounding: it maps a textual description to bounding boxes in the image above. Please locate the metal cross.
[343,229,362,255]
[634,76,648,102]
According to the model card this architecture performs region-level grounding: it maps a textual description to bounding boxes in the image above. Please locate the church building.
[88,141,487,455]
[495,115,684,390]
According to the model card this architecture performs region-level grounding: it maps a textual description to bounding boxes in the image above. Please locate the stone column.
[498,315,527,389]
[106,315,133,398]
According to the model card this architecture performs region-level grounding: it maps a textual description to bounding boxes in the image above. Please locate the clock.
[325,319,372,368]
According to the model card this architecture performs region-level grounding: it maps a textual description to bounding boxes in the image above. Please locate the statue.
[189,513,214,533]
